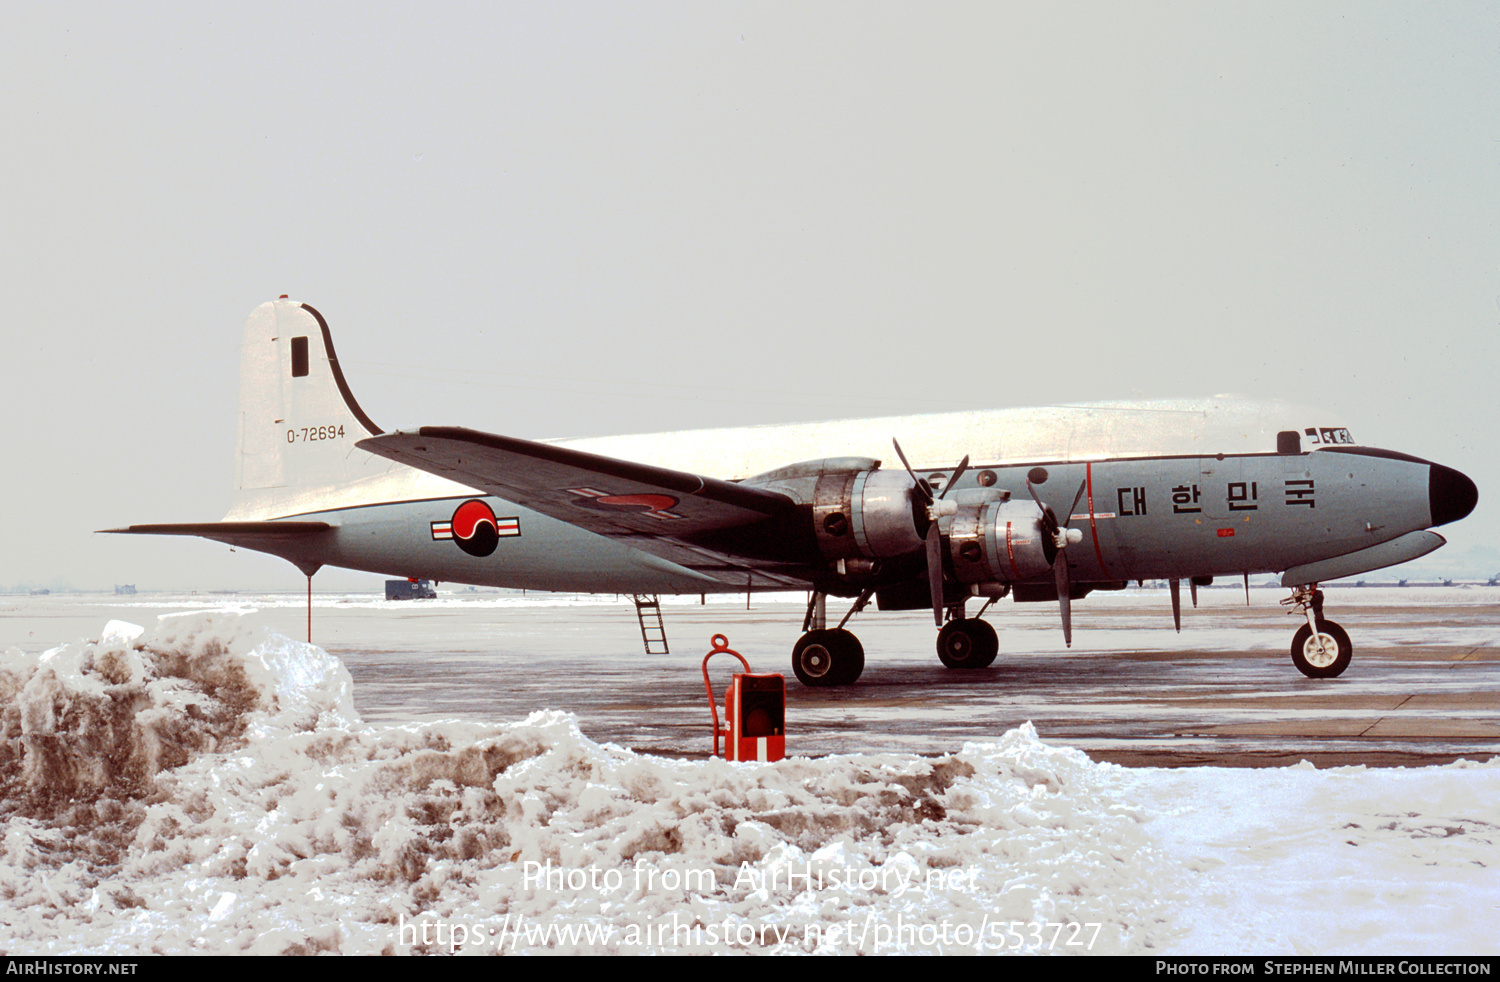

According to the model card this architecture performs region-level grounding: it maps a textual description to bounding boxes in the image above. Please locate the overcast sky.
[3,2,1496,591]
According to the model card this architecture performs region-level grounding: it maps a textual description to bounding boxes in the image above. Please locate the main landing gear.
[791,590,872,687]
[936,610,999,669]
[1282,584,1353,679]
[791,591,1002,686]
[791,629,865,687]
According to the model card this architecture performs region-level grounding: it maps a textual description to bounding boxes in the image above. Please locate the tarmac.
[7,587,1497,767]
[322,586,1500,767]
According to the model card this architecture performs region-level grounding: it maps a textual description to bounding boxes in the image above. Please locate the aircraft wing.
[358,427,814,587]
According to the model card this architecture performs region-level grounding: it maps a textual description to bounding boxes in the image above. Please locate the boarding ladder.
[632,594,669,654]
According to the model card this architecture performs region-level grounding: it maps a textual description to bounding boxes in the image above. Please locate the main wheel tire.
[1290,620,1352,679]
[970,619,999,668]
[831,630,866,685]
[792,629,865,686]
[937,619,997,669]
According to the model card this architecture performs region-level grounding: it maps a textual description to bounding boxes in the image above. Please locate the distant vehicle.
[108,299,1477,684]
[385,579,437,601]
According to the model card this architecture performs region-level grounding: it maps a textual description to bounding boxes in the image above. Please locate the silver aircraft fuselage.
[108,299,1478,684]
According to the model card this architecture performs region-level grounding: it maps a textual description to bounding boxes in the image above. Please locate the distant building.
[114,584,137,595]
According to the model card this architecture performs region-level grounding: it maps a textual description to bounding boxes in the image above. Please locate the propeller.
[892,440,968,626]
[1026,477,1087,646]
[1169,578,1182,633]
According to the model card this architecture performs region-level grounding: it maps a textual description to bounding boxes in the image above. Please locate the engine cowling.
[812,468,929,561]
[740,458,928,564]
[946,498,1057,584]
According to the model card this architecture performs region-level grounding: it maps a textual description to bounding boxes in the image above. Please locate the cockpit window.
[1277,430,1301,455]
[1304,426,1354,446]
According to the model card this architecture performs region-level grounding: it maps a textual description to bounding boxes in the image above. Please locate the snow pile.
[0,613,1179,954]
[461,721,1181,954]
[0,611,356,804]
[0,613,1493,955]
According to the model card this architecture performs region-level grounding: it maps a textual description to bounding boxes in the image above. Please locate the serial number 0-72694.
[286,425,346,443]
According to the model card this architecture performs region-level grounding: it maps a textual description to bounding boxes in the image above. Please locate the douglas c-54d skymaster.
[107,299,1478,686]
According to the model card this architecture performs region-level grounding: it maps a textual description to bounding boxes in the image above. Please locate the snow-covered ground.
[0,608,1494,955]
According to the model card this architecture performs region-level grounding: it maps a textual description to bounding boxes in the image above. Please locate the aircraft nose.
[1429,463,1478,527]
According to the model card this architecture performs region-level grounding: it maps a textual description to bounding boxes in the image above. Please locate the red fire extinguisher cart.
[702,634,785,762]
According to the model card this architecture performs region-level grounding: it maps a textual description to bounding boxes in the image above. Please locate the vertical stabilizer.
[227,300,386,519]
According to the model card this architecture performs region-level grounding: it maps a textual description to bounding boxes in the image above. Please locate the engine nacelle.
[740,457,929,565]
[812,468,928,561]
[947,498,1057,584]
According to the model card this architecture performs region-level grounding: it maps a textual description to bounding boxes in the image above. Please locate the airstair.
[632,594,669,654]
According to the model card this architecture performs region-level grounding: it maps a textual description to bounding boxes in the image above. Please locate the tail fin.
[226,299,385,520]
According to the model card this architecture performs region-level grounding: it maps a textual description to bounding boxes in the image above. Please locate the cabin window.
[291,336,309,377]
[1277,430,1301,455]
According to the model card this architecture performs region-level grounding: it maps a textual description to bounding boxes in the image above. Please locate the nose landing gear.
[1283,584,1352,678]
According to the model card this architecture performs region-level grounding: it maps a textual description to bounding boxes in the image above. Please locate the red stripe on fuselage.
[1086,462,1112,578]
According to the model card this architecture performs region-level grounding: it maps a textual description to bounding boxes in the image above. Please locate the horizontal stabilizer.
[101,522,333,537]
[100,522,334,552]
[100,521,335,579]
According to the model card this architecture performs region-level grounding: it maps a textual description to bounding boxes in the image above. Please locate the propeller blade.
[1056,554,1072,647]
[1023,479,1056,533]
[1028,476,1089,646]
[893,438,970,626]
[926,523,945,626]
[1190,579,1199,608]
[1244,573,1250,606]
[938,455,971,500]
[891,439,933,503]
[1063,479,1088,529]
[1169,578,1182,633]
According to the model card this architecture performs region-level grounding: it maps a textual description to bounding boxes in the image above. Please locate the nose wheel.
[1290,620,1352,678]
[1283,584,1352,678]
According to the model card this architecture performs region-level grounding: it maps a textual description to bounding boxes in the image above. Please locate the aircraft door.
[1198,455,1252,520]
